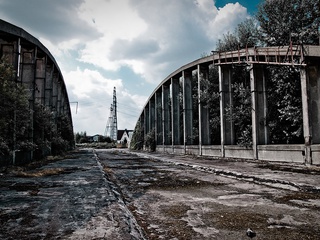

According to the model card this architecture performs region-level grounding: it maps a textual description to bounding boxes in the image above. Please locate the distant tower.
[105,87,118,141]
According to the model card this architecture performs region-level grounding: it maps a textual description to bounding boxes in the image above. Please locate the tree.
[0,58,31,155]
[130,120,144,150]
[33,101,54,150]
[236,18,260,48]
[198,66,221,144]
[216,19,260,52]
[256,0,320,46]
[223,65,252,147]
[216,31,239,52]
[266,66,303,144]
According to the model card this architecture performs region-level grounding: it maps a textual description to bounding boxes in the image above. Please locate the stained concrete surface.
[1,148,320,239]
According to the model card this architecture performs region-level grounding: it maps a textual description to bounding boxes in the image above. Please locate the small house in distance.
[117,129,133,147]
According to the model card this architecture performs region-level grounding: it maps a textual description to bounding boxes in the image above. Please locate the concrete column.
[35,55,46,104]
[183,70,193,147]
[250,64,268,159]
[198,64,211,154]
[143,105,149,149]
[155,90,162,145]
[300,66,313,164]
[52,75,58,110]
[219,66,225,157]
[45,62,54,108]
[304,63,320,145]
[162,84,170,145]
[149,96,155,135]
[57,78,62,116]
[61,88,67,115]
[198,65,203,155]
[20,46,37,158]
[171,77,181,145]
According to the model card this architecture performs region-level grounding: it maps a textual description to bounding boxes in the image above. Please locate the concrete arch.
[0,19,74,162]
[135,45,320,165]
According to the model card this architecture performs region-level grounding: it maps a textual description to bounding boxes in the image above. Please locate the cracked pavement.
[1,148,320,239]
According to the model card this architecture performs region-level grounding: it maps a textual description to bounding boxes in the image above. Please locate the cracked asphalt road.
[1,148,320,239]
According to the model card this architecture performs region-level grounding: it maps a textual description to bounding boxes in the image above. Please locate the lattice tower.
[104,87,118,140]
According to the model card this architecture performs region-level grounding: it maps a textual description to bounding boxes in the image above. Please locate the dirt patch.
[145,173,219,190]
[258,163,320,175]
[132,203,197,240]
[275,192,320,210]
[204,210,267,230]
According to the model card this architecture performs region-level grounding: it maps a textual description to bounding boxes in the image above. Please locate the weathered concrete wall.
[0,19,73,165]
[136,44,320,165]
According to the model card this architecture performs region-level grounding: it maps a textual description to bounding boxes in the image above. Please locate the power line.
[117,110,139,118]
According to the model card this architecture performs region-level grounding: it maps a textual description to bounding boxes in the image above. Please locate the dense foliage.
[225,66,252,147]
[214,0,319,146]
[217,19,260,52]
[0,58,30,155]
[198,66,221,144]
[266,66,303,144]
[0,58,74,161]
[256,0,320,46]
[130,120,144,150]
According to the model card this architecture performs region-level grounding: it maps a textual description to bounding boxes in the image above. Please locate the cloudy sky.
[0,0,261,136]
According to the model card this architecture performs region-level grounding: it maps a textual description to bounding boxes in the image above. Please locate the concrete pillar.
[35,55,46,104]
[57,78,62,116]
[45,62,54,108]
[171,77,181,145]
[155,90,162,145]
[304,63,320,144]
[198,64,211,154]
[219,65,234,156]
[143,105,149,149]
[20,45,36,159]
[183,70,193,147]
[162,84,170,145]
[52,71,59,116]
[149,96,155,132]
[300,64,319,164]
[219,66,225,157]
[250,64,268,159]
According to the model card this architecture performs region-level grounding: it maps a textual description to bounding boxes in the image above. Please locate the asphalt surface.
[0,148,320,239]
[131,150,320,193]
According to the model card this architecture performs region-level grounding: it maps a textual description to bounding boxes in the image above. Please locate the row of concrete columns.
[140,60,320,162]
[142,64,213,151]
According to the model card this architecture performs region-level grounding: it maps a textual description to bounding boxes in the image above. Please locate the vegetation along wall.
[0,19,74,166]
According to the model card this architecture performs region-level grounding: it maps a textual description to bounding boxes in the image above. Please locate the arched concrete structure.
[0,19,74,161]
[135,45,320,165]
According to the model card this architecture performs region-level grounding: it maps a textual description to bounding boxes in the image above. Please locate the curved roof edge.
[0,19,61,74]
[137,45,320,122]
[0,18,73,126]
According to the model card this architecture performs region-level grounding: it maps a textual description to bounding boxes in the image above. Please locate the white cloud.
[208,3,248,38]
[76,0,147,71]
[0,0,252,135]
[74,0,249,84]
[64,67,145,134]
[64,67,122,99]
